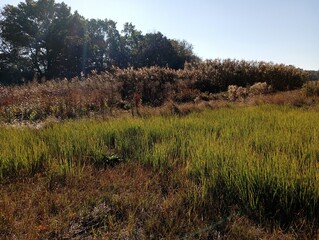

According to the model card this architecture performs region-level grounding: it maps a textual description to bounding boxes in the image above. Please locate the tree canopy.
[0,0,199,84]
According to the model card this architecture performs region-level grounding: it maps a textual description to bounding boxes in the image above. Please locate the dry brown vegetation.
[0,60,308,123]
[1,162,312,240]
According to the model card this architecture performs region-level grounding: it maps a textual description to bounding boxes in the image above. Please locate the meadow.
[0,61,317,238]
[1,104,319,239]
[0,2,317,237]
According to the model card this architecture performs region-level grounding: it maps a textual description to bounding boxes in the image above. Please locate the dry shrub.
[302,81,319,97]
[251,90,309,106]
[249,82,272,95]
[0,73,123,121]
[160,101,194,116]
[228,85,240,101]
[0,60,309,121]
[173,88,200,103]
[113,66,177,106]
[228,82,273,102]
[185,59,307,92]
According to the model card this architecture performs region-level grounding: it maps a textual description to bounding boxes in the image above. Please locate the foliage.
[0,0,199,84]
[0,0,75,81]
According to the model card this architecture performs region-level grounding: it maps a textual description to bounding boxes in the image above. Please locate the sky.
[1,0,319,70]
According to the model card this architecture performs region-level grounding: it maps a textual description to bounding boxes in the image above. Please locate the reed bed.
[0,60,308,122]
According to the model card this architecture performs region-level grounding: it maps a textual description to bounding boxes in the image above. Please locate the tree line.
[0,0,199,84]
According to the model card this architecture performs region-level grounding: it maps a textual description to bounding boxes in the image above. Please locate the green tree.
[0,0,78,81]
[62,11,88,78]
[137,32,176,68]
[45,2,73,79]
[170,39,200,69]
[86,19,108,72]
[136,32,199,69]
[0,0,200,84]
[0,37,32,84]
[104,19,126,68]
[121,22,143,67]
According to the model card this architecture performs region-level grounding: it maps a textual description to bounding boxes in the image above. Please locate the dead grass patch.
[0,163,215,239]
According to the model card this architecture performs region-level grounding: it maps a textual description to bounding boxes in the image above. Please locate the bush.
[302,81,319,97]
[185,59,307,92]
[228,82,272,101]
[113,66,177,106]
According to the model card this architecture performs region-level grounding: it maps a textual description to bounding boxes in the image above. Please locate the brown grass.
[0,163,208,239]
[1,161,315,239]
[2,86,319,138]
[247,90,316,107]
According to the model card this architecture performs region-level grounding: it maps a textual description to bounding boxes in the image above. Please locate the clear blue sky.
[1,0,319,70]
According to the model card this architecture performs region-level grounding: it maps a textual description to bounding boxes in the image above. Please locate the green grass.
[1,105,319,226]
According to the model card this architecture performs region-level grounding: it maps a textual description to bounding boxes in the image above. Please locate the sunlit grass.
[1,105,319,224]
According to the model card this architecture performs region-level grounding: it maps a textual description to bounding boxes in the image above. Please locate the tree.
[137,32,176,68]
[136,33,199,69]
[61,11,88,78]
[121,22,143,67]
[170,39,200,69]
[86,19,108,73]
[104,19,126,69]
[0,0,77,81]
[45,2,73,79]
[87,19,129,71]
[1,0,54,78]
[0,0,200,84]
[0,26,33,84]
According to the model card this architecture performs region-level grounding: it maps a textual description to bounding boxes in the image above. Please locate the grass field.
[1,104,319,239]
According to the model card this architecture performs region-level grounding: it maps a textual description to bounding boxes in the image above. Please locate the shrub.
[185,59,307,92]
[249,82,272,95]
[228,82,273,101]
[228,85,239,101]
[113,66,177,106]
[302,81,319,97]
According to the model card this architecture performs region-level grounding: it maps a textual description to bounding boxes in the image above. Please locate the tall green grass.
[1,105,319,224]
